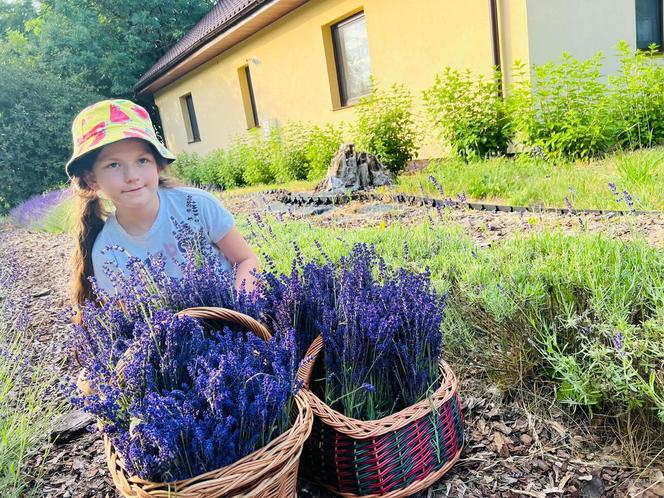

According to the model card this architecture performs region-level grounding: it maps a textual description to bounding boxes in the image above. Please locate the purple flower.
[8,188,72,227]
[622,190,635,210]
[428,175,445,196]
[612,332,625,357]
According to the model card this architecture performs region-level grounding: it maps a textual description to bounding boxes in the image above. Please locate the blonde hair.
[69,143,177,307]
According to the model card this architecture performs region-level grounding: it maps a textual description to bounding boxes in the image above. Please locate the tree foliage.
[0,62,101,212]
[0,0,214,209]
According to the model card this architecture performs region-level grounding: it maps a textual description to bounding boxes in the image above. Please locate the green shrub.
[510,53,616,160]
[0,62,101,213]
[305,123,343,180]
[355,83,418,175]
[424,67,512,160]
[170,122,342,189]
[609,41,664,149]
[453,232,664,422]
[170,151,202,184]
[235,130,274,186]
[267,124,310,183]
[213,148,245,189]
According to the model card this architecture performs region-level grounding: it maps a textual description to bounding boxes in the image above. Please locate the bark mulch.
[2,192,663,497]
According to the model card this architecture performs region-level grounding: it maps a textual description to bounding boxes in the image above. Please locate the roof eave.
[135,0,308,97]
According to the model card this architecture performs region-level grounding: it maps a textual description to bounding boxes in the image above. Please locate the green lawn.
[397,148,664,211]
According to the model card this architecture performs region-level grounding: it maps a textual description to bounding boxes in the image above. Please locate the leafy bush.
[267,124,310,183]
[0,62,100,213]
[424,67,512,160]
[355,83,418,175]
[170,122,342,188]
[609,41,664,149]
[305,123,343,180]
[509,53,616,160]
[170,151,203,184]
[453,232,664,422]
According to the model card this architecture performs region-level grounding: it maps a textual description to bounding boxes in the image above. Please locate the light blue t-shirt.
[91,186,235,293]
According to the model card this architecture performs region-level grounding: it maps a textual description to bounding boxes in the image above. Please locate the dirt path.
[3,193,664,497]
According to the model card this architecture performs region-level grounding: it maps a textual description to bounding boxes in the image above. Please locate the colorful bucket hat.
[65,99,176,178]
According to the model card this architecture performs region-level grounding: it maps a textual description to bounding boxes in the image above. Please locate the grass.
[0,302,67,496]
[218,178,318,199]
[242,212,664,463]
[396,147,664,211]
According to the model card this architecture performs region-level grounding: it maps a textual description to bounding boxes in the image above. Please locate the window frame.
[636,0,664,51]
[180,93,201,143]
[331,11,372,107]
[242,65,260,129]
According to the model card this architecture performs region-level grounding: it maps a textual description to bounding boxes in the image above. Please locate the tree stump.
[314,143,393,194]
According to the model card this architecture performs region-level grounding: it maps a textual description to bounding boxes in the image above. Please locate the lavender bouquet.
[70,199,297,482]
[262,243,447,421]
[72,308,297,482]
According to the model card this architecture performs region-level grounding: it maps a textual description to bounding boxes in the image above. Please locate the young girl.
[66,99,258,306]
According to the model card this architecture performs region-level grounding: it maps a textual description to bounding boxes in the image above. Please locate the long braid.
[70,176,107,307]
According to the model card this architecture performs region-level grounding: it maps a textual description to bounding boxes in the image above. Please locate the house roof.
[134,0,273,94]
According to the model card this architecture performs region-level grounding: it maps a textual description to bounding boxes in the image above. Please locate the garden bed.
[1,192,663,497]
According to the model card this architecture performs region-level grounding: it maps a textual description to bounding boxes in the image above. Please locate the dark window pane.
[186,94,200,141]
[636,0,663,50]
[245,66,259,128]
[333,13,372,105]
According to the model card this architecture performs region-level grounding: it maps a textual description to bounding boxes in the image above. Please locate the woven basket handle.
[176,306,272,341]
[296,335,324,389]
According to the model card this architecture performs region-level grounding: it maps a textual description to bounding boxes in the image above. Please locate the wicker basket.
[104,306,313,498]
[296,335,464,498]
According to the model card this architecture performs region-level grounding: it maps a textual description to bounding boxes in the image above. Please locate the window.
[636,0,663,50]
[180,93,201,142]
[238,65,260,129]
[332,12,372,106]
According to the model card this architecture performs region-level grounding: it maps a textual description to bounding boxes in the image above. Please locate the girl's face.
[84,138,161,211]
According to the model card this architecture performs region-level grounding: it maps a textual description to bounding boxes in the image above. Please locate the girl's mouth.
[124,186,144,193]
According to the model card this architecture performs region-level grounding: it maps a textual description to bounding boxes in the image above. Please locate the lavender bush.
[8,188,71,227]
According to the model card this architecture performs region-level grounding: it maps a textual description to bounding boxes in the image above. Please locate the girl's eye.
[138,158,151,165]
[106,162,120,169]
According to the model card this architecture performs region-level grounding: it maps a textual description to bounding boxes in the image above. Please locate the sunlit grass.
[397,147,664,211]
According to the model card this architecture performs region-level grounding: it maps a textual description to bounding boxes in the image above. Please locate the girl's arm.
[215,226,259,292]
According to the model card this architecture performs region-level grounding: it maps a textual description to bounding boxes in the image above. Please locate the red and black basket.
[297,335,464,497]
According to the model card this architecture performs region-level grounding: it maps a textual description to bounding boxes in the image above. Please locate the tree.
[0,62,101,212]
[0,0,36,35]
[0,0,215,208]
[26,0,216,97]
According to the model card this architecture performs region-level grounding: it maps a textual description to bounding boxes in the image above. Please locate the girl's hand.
[214,226,259,292]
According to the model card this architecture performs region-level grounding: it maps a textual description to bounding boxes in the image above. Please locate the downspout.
[489,0,504,97]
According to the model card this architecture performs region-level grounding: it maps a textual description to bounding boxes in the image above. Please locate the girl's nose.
[124,163,140,182]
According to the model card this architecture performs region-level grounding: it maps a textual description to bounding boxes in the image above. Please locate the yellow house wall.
[498,0,530,91]
[155,0,520,159]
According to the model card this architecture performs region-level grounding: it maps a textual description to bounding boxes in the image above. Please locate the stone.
[51,409,94,438]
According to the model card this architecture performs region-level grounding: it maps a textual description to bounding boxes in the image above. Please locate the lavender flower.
[608,183,622,204]
[428,175,445,197]
[8,187,72,227]
[262,243,446,420]
[612,332,625,357]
